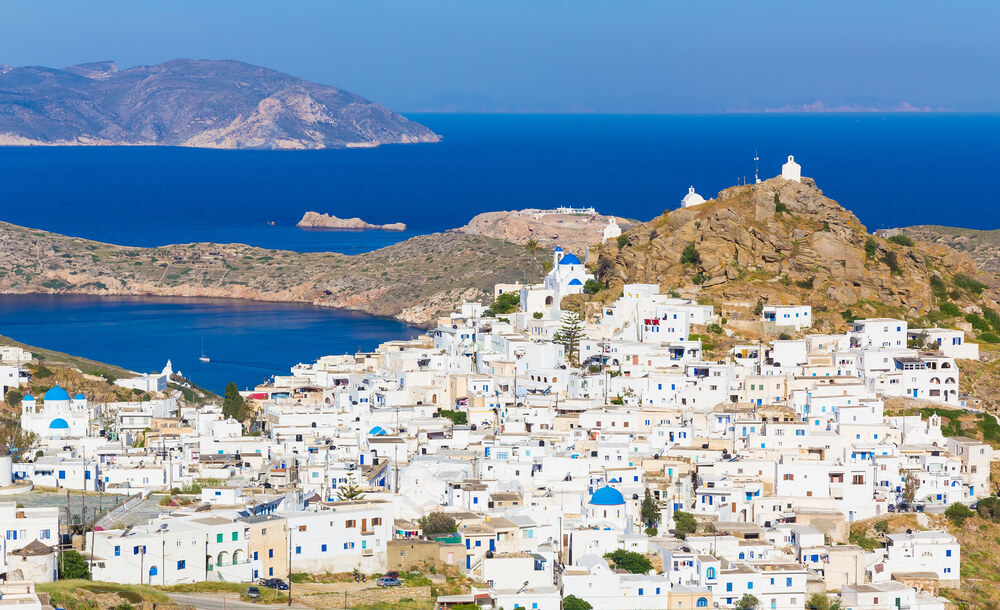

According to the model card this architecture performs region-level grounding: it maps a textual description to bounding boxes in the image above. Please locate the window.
[268,549,274,558]
[295,546,301,555]
[321,544,327,552]
[786,578,792,586]
[639,588,644,596]
[253,551,258,560]
[727,583,733,592]
[114,545,120,557]
[217,533,223,543]
[946,550,952,557]
[344,542,355,549]
[697,598,709,608]
[346,520,356,528]
[232,531,239,541]
[41,529,50,539]
[372,517,382,526]
[177,560,186,570]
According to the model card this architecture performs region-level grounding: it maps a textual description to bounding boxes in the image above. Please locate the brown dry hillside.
[592,176,1000,332]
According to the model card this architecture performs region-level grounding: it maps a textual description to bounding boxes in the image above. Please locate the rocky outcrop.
[296,212,406,231]
[449,210,636,251]
[899,225,1000,273]
[596,176,998,326]
[0,59,439,150]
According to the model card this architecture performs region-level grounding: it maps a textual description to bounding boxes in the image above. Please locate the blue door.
[913,389,919,398]
[489,538,496,552]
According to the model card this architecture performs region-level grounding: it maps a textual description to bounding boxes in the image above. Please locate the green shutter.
[217,533,223,543]
[233,531,238,541]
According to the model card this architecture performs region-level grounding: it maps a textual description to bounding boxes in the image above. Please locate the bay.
[0,295,419,393]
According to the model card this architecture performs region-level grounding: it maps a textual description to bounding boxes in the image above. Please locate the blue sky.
[1,0,996,113]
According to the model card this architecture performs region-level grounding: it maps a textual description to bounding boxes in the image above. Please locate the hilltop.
[0,59,439,149]
[899,225,1000,273]
[450,209,637,252]
[0,222,545,327]
[591,176,1000,333]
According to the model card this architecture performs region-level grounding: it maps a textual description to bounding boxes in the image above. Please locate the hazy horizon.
[1,0,997,114]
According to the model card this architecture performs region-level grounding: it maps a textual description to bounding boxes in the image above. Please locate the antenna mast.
[754,149,761,184]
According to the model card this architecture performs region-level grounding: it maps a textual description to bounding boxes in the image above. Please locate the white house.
[762,305,812,331]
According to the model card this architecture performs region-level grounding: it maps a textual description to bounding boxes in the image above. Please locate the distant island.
[296,212,407,231]
[0,59,439,150]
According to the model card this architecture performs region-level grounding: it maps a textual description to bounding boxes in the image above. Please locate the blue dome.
[368,426,387,436]
[568,278,583,286]
[589,486,625,506]
[559,253,582,265]
[554,247,563,252]
[49,418,69,429]
[23,394,35,402]
[74,393,86,400]
[44,386,70,402]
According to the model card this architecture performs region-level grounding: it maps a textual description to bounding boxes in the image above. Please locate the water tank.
[0,454,12,487]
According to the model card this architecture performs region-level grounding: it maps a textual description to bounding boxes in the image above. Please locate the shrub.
[821,221,831,231]
[864,237,878,259]
[945,502,974,527]
[954,274,987,295]
[794,277,814,289]
[616,234,629,249]
[874,520,889,534]
[604,549,653,574]
[983,307,1000,330]
[706,323,723,334]
[60,550,91,579]
[979,332,1000,344]
[5,388,22,408]
[583,279,605,295]
[673,510,697,539]
[532,312,543,319]
[736,594,760,610]
[564,595,594,610]
[437,409,467,425]
[883,250,902,275]
[938,302,961,317]
[966,313,991,332]
[976,496,1000,522]
[485,292,520,317]
[33,365,53,379]
[775,201,790,214]
[888,235,914,247]
[778,333,792,341]
[681,242,701,265]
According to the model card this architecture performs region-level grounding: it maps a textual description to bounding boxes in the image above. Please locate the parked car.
[246,586,261,600]
[259,578,289,590]
[377,577,402,588]
[383,571,400,580]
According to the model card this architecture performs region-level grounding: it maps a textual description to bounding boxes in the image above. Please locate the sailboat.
[199,339,210,363]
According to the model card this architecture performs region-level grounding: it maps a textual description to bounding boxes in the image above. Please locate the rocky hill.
[449,210,636,251]
[899,225,1000,273]
[0,59,439,149]
[593,176,1000,331]
[0,222,543,327]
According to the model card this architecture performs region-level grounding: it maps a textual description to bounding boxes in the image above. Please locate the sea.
[0,114,997,390]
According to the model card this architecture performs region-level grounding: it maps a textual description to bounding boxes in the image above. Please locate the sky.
[0,0,997,113]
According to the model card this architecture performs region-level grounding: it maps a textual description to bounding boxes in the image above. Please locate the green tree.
[864,237,878,259]
[945,502,974,527]
[604,549,653,574]
[673,510,697,539]
[437,409,468,425]
[806,593,841,610]
[336,475,366,501]
[32,365,53,379]
[60,549,91,579]
[554,311,585,367]
[4,388,22,409]
[583,279,605,295]
[0,418,39,462]
[640,489,659,529]
[419,512,457,537]
[525,239,539,256]
[564,595,593,610]
[975,496,1000,522]
[681,242,701,265]
[485,292,520,317]
[888,235,914,247]
[736,594,760,610]
[222,382,251,423]
[616,234,629,249]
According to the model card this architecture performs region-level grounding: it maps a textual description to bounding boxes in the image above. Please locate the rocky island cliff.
[296,212,406,231]
[0,59,439,150]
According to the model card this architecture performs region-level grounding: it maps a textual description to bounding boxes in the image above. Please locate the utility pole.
[287,525,293,606]
[89,508,97,579]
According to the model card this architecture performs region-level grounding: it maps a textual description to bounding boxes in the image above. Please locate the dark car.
[377,576,402,588]
[259,578,289,590]
[383,571,400,580]
[246,586,261,600]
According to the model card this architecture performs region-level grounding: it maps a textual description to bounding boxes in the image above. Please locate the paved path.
[167,592,310,610]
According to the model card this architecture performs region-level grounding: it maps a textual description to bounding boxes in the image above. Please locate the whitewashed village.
[0,159,994,610]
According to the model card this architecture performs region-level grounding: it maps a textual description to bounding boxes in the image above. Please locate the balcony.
[361,529,375,536]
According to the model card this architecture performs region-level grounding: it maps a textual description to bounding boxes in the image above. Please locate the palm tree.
[526,239,539,256]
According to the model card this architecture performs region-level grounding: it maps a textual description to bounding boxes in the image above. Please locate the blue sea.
[0,295,419,393]
[0,114,997,391]
[1,114,998,254]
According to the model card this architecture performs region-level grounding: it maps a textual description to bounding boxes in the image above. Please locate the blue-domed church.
[21,385,90,439]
